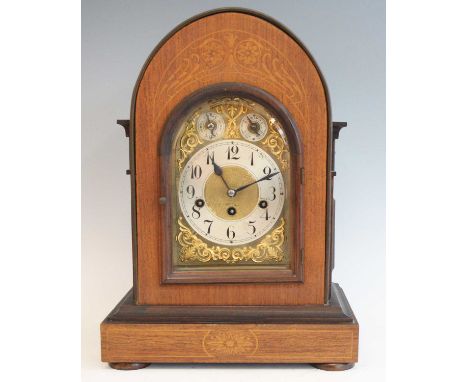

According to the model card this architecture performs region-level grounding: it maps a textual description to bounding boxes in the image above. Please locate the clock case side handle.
[117,119,130,138]
[327,121,347,300]
[115,118,139,300]
[116,120,131,175]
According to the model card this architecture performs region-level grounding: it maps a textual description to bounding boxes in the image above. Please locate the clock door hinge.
[300,167,305,184]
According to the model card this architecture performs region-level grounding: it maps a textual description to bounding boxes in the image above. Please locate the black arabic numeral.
[248,221,256,235]
[191,165,202,179]
[263,166,272,175]
[261,208,269,221]
[191,204,201,219]
[206,151,214,165]
[227,144,240,160]
[269,186,276,201]
[204,219,213,234]
[186,185,195,199]
[226,226,235,239]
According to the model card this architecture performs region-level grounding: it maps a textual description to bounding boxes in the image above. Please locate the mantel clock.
[101,8,359,371]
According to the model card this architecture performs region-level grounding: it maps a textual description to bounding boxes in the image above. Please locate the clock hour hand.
[212,160,232,191]
[234,171,280,193]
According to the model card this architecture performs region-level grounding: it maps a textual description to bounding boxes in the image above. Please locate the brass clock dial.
[170,92,295,269]
[178,140,285,246]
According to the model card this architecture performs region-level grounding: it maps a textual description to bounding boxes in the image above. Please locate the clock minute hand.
[234,171,280,193]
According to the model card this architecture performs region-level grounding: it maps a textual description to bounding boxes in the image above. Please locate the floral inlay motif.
[203,330,258,356]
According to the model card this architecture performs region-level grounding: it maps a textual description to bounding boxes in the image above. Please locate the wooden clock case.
[101,8,359,371]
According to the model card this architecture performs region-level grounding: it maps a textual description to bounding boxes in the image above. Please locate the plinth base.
[101,283,358,369]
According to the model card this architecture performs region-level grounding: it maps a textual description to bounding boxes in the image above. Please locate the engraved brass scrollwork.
[262,118,289,169]
[211,98,247,138]
[176,217,285,264]
[177,113,203,170]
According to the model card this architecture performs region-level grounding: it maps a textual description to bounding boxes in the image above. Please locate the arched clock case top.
[159,82,304,284]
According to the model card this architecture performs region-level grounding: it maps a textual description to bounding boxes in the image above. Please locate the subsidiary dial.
[196,112,225,140]
[239,113,268,142]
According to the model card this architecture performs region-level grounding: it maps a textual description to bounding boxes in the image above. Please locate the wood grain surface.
[101,322,358,364]
[133,11,329,305]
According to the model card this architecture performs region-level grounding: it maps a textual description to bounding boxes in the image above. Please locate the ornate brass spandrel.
[177,112,203,170]
[210,97,249,139]
[262,117,290,170]
[176,217,286,264]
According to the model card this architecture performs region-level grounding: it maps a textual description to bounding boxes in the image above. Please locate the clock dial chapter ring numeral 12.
[178,140,285,246]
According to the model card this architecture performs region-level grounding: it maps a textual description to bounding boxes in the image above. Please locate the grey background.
[82,0,385,380]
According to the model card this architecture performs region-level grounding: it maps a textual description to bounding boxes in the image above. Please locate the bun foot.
[312,363,354,371]
[109,362,151,370]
